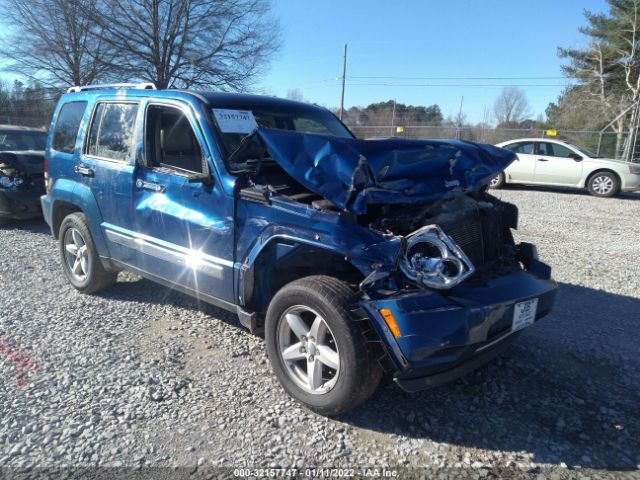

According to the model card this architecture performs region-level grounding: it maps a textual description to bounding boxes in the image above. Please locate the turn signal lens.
[379,308,401,338]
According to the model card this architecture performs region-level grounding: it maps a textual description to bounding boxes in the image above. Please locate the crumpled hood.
[256,128,516,214]
[0,151,45,175]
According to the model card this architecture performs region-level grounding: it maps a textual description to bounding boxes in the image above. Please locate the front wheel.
[587,171,620,197]
[265,276,382,416]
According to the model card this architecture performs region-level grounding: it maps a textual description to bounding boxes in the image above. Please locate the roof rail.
[67,82,157,93]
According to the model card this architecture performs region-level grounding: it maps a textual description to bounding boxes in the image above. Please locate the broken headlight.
[0,174,23,188]
[400,225,475,290]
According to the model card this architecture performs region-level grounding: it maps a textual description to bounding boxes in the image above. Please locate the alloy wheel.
[63,228,89,282]
[591,175,614,195]
[489,174,502,188]
[277,305,340,395]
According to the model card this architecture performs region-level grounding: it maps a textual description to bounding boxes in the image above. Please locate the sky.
[258,0,609,124]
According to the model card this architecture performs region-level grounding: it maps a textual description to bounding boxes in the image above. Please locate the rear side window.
[538,142,574,158]
[504,142,534,154]
[52,101,87,153]
[86,102,139,162]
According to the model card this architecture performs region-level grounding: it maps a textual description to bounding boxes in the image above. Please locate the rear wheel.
[265,275,382,416]
[489,172,505,189]
[59,212,117,293]
[587,171,619,197]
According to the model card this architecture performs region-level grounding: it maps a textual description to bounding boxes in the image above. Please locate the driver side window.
[145,105,204,174]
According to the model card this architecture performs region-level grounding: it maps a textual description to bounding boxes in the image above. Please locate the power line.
[344,82,570,88]
[347,75,575,80]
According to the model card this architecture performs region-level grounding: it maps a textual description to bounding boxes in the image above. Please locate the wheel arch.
[239,238,365,316]
[49,182,111,259]
[584,168,621,189]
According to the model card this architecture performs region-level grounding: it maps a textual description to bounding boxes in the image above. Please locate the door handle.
[135,179,166,193]
[537,158,549,162]
[74,164,94,177]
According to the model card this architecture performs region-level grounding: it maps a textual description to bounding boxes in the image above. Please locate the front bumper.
[359,261,557,391]
[0,186,43,220]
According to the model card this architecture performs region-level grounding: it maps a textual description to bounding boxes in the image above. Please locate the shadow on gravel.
[0,217,49,234]
[96,276,242,329]
[500,183,640,201]
[341,282,640,471]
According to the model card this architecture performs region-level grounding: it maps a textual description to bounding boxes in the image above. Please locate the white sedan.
[492,138,640,197]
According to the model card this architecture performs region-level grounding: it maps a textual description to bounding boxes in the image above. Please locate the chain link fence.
[349,125,633,161]
[1,115,635,161]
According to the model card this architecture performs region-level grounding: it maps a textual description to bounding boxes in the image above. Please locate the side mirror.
[187,171,212,185]
[569,153,582,161]
[188,157,213,184]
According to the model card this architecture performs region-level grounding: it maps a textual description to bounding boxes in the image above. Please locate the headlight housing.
[629,164,640,175]
[400,225,475,289]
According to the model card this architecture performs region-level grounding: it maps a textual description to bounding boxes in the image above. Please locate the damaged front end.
[0,151,45,222]
[234,127,557,390]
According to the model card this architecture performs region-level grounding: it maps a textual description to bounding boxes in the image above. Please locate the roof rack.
[67,82,157,93]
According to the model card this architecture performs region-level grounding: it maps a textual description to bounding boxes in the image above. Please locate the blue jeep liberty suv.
[42,83,557,415]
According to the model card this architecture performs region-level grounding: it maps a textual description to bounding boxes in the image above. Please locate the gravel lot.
[1,186,639,478]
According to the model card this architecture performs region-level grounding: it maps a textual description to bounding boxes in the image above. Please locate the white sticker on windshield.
[213,109,258,134]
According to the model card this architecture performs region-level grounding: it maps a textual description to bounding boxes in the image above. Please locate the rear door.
[80,100,140,262]
[533,142,584,185]
[502,141,536,182]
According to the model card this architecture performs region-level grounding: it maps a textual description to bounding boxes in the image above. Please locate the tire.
[489,172,505,189]
[265,275,382,416]
[59,212,117,293]
[587,171,620,197]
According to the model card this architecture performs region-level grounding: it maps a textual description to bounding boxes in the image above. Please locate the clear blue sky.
[258,0,608,124]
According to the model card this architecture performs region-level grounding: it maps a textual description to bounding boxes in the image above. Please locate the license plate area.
[512,298,538,331]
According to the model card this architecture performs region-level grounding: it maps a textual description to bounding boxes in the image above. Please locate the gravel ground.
[1,186,639,478]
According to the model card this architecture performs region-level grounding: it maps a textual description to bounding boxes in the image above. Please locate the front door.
[127,101,235,304]
[533,142,584,185]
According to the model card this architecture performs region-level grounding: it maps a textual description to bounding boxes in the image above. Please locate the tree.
[91,0,281,90]
[558,0,640,158]
[0,0,113,86]
[493,87,531,127]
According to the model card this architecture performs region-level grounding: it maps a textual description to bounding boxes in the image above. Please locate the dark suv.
[0,125,47,225]
[42,84,557,415]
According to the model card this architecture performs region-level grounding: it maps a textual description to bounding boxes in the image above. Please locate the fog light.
[379,308,401,338]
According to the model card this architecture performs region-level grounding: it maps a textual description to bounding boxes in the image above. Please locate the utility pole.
[339,43,348,120]
[456,96,464,140]
[390,99,397,136]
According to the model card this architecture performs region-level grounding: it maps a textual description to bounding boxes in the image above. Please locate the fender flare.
[237,232,376,310]
[50,180,111,258]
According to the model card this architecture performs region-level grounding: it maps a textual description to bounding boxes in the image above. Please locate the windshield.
[0,131,47,151]
[211,106,353,157]
[568,142,598,158]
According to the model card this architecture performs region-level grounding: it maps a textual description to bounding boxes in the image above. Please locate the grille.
[439,208,503,267]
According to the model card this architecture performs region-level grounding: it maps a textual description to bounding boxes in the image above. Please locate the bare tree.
[493,87,531,127]
[91,0,281,90]
[0,0,112,87]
